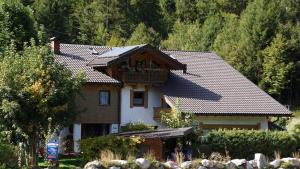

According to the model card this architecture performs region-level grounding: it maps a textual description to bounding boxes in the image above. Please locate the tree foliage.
[0,0,37,51]
[0,42,86,165]
[127,23,161,47]
[161,99,197,128]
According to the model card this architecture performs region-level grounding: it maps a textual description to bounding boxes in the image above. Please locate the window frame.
[132,91,145,107]
[99,90,110,106]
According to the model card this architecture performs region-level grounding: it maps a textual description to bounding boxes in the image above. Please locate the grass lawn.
[38,155,83,169]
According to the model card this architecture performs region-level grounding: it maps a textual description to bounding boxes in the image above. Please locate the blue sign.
[46,141,59,161]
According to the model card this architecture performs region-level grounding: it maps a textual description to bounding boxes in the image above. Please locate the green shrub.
[120,121,154,132]
[80,135,143,162]
[204,129,297,159]
[0,142,18,168]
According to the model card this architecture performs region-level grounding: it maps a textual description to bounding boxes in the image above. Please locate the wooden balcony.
[153,107,172,121]
[122,71,167,84]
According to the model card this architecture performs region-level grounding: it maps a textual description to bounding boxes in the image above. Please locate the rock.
[181,161,192,169]
[248,160,257,169]
[198,166,207,169]
[282,158,300,167]
[225,161,238,169]
[213,161,225,169]
[109,167,120,169]
[84,160,102,169]
[135,158,151,169]
[110,160,128,168]
[254,153,268,169]
[202,159,214,168]
[163,161,180,169]
[246,161,253,169]
[270,159,282,168]
[231,159,247,167]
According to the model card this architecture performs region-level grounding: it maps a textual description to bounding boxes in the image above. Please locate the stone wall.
[83,153,300,169]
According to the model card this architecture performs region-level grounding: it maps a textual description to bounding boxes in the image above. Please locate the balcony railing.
[122,71,167,83]
[153,107,172,121]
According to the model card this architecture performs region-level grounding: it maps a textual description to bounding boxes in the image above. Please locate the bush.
[80,135,143,162]
[204,129,297,159]
[120,122,154,132]
[0,142,18,168]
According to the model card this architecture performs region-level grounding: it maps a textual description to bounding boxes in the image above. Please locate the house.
[51,38,291,153]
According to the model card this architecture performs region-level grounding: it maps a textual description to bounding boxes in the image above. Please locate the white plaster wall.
[121,85,161,126]
[197,116,268,130]
[73,123,81,153]
[57,127,70,153]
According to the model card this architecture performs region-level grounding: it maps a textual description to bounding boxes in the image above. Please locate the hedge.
[120,122,154,132]
[80,135,142,162]
[204,129,298,159]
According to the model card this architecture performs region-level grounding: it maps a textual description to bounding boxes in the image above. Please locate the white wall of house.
[120,85,162,126]
[197,116,268,130]
[73,123,81,153]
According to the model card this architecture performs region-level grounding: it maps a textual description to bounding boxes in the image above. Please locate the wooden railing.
[153,107,172,121]
[122,71,167,83]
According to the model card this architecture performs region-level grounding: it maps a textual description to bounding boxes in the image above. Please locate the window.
[99,91,110,105]
[133,91,145,106]
[135,60,145,72]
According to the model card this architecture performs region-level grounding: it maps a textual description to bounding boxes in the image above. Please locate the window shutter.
[130,89,133,108]
[144,87,148,108]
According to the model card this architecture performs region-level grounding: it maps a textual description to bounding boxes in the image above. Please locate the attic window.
[89,47,99,55]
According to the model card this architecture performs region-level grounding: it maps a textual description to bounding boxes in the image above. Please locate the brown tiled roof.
[160,50,291,116]
[55,43,291,116]
[55,44,120,83]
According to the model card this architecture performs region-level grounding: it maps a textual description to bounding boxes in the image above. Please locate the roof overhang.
[117,127,193,139]
[162,95,292,117]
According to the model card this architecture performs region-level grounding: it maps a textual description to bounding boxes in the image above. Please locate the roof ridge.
[162,49,214,53]
[61,43,111,49]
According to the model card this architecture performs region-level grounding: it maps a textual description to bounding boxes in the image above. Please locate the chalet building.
[51,38,291,153]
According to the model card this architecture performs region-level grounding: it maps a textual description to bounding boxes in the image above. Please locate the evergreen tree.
[0,0,37,51]
[127,23,161,47]
[32,0,73,42]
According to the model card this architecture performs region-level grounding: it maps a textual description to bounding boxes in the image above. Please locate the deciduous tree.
[0,42,85,167]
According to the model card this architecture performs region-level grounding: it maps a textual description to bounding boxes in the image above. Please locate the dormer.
[87,44,186,84]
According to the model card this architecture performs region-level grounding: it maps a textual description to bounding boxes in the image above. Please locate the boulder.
[198,166,207,169]
[270,159,282,168]
[110,160,128,168]
[225,161,238,169]
[246,161,253,169]
[181,161,192,169]
[231,159,247,167]
[202,159,214,168]
[109,167,120,169]
[135,158,151,169]
[163,161,180,169]
[254,153,268,169]
[84,160,102,169]
[281,158,300,167]
[248,160,257,169]
[213,161,225,169]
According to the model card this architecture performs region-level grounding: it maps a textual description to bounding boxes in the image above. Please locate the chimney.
[50,37,60,54]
